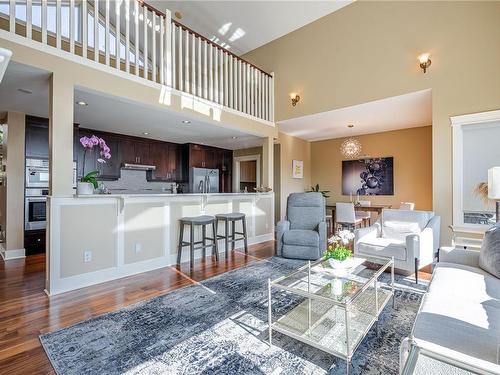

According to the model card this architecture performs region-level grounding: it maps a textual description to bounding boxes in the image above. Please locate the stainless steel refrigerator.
[189,167,219,193]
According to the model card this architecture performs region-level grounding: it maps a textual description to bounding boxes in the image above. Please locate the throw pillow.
[479,222,500,279]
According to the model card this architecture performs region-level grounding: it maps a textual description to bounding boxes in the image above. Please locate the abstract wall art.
[342,157,394,195]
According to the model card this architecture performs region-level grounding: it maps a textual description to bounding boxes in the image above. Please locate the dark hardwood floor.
[0,241,431,374]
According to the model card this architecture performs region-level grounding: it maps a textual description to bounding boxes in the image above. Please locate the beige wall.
[277,132,311,219]
[244,1,500,242]
[3,112,25,255]
[312,126,432,210]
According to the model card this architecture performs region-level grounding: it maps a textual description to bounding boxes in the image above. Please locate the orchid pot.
[324,230,355,269]
[76,181,94,195]
[78,135,112,195]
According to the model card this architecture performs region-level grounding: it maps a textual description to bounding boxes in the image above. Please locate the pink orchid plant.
[80,135,111,188]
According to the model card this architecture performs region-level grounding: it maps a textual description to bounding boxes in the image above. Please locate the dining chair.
[400,202,415,210]
[356,200,372,227]
[335,202,363,232]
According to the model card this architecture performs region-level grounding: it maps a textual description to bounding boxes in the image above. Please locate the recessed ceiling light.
[182,120,190,124]
[17,88,32,94]
[76,101,88,106]
[232,136,238,139]
[142,132,149,135]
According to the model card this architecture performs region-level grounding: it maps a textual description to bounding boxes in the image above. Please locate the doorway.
[233,155,261,193]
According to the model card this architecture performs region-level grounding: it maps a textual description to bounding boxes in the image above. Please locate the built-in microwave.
[25,158,49,188]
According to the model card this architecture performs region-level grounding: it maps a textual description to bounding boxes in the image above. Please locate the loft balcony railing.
[0,0,274,123]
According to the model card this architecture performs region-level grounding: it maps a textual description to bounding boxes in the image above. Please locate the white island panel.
[47,193,274,295]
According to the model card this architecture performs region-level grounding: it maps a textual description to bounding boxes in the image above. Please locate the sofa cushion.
[283,229,319,247]
[381,209,433,241]
[413,262,500,367]
[414,292,500,366]
[479,222,500,279]
[429,262,500,304]
[356,237,406,261]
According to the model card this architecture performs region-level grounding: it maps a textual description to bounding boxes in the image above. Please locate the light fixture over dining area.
[340,124,362,158]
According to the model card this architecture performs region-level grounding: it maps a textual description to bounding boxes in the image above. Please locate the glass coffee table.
[267,255,395,373]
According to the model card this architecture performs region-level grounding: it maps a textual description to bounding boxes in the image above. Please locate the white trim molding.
[451,109,500,229]
[0,243,26,260]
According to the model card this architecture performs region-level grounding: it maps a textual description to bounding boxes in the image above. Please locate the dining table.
[326,203,392,231]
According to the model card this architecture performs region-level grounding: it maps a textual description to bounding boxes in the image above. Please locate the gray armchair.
[276,192,327,260]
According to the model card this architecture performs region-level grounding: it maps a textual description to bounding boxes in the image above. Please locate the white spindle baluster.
[214,46,219,103]
[69,0,75,53]
[203,41,208,99]
[134,0,139,75]
[229,55,233,109]
[26,0,32,39]
[171,23,176,89]
[93,0,98,61]
[197,37,201,97]
[159,15,164,84]
[178,27,183,91]
[115,0,121,69]
[250,67,254,116]
[143,6,148,78]
[152,12,157,82]
[224,53,229,107]
[235,58,239,111]
[125,0,130,72]
[81,0,86,56]
[56,0,62,48]
[104,0,110,64]
[264,75,269,121]
[208,43,213,101]
[191,33,196,95]
[258,71,262,119]
[242,63,247,114]
[270,72,275,122]
[184,29,189,92]
[165,10,172,87]
[219,49,224,104]
[9,0,14,33]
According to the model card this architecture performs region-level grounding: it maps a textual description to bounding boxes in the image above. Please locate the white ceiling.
[158,1,353,55]
[278,89,433,141]
[0,61,263,149]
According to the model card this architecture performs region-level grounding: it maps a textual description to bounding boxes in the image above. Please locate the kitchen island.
[46,192,274,295]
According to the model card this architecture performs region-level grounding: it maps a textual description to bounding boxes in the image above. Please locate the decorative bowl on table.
[328,257,355,269]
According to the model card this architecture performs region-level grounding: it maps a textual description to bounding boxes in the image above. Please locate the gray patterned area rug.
[40,257,427,375]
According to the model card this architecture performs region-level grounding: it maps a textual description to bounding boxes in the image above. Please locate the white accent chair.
[400,202,415,210]
[354,209,440,283]
[336,202,363,232]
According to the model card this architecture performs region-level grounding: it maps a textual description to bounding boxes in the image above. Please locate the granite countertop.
[74,192,272,198]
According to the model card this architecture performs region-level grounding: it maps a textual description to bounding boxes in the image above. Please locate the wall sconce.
[418,53,431,73]
[290,93,300,107]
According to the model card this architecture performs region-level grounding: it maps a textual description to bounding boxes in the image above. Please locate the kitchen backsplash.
[102,169,177,191]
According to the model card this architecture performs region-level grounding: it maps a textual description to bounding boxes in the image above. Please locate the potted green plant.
[309,183,330,198]
[77,135,111,195]
[324,230,355,269]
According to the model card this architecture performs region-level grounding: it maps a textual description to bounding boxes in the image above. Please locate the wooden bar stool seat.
[177,215,219,269]
[215,213,248,257]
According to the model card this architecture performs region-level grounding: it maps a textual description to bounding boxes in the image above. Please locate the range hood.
[122,163,156,171]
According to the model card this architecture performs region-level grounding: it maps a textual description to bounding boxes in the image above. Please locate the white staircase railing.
[0,0,274,123]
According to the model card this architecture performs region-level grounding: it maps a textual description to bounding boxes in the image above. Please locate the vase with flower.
[77,135,111,195]
[324,230,355,269]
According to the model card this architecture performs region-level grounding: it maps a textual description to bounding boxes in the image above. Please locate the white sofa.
[400,247,500,374]
[354,209,440,283]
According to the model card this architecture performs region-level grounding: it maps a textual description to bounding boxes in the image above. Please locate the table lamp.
[488,167,500,223]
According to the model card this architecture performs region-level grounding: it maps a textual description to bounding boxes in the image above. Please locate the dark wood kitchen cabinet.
[25,116,49,159]
[188,144,217,169]
[148,142,180,181]
[120,139,151,165]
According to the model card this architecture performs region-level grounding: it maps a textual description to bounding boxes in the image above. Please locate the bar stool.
[177,215,219,269]
[215,213,248,257]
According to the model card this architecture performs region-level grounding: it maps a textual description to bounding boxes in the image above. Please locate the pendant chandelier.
[340,124,362,158]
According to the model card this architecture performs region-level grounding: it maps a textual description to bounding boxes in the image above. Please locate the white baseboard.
[0,244,26,260]
[46,234,275,296]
